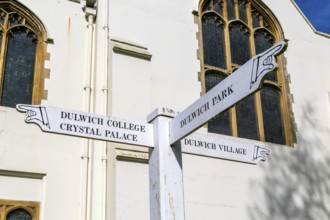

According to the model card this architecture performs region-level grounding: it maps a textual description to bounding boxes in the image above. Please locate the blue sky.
[294,0,330,34]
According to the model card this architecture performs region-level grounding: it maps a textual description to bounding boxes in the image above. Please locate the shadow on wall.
[249,102,330,220]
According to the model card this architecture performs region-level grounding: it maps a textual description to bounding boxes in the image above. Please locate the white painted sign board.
[169,41,287,144]
[16,104,154,148]
[180,132,270,164]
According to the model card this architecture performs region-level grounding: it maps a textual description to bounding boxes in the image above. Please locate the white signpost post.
[16,41,287,220]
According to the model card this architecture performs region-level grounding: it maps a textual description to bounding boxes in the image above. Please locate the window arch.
[197,0,295,146]
[7,208,32,220]
[0,1,49,108]
[0,199,39,220]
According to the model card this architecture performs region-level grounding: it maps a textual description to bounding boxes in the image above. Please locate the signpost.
[16,41,287,220]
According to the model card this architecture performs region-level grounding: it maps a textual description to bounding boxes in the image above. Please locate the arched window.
[198,0,295,146]
[7,208,32,220]
[0,1,48,108]
[0,199,39,220]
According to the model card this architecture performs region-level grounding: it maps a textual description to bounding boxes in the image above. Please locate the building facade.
[0,0,330,219]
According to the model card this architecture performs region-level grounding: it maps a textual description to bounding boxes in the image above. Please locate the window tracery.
[197,0,296,146]
[0,1,48,108]
[0,200,39,220]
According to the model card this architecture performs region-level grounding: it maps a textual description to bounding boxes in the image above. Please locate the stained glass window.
[0,200,39,220]
[1,29,37,107]
[0,1,46,108]
[202,14,226,69]
[7,208,32,220]
[199,0,294,146]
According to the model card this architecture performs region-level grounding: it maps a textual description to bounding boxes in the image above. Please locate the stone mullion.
[246,1,264,141]
[0,13,8,103]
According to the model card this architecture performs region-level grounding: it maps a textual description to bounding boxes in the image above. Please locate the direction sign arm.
[169,40,288,144]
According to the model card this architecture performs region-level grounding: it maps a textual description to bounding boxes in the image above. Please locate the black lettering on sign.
[184,138,216,150]
[218,144,247,155]
[180,102,210,128]
[59,123,102,136]
[106,120,146,132]
[212,84,234,106]
[60,111,104,125]
[105,130,138,142]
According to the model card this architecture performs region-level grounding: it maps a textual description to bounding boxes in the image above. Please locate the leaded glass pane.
[202,14,227,69]
[206,72,231,135]
[202,0,212,12]
[252,10,260,28]
[254,29,277,82]
[261,87,284,144]
[254,30,274,54]
[229,22,250,65]
[226,0,235,20]
[7,208,32,220]
[0,10,5,26]
[205,71,225,91]
[1,28,37,107]
[236,95,259,140]
[263,20,270,29]
[238,0,248,24]
[208,112,231,135]
[9,13,23,27]
[214,0,224,16]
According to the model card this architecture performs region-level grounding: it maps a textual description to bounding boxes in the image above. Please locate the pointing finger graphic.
[250,41,287,90]
[16,104,50,129]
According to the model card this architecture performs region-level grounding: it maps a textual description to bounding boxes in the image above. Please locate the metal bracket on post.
[147,108,185,220]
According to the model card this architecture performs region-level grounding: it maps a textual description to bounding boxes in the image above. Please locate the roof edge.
[291,0,330,38]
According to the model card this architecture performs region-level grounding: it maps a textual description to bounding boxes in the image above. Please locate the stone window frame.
[0,1,50,107]
[0,199,40,220]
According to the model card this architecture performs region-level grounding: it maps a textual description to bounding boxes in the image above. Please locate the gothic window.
[0,200,39,220]
[0,1,48,108]
[198,0,295,146]
[7,208,32,220]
